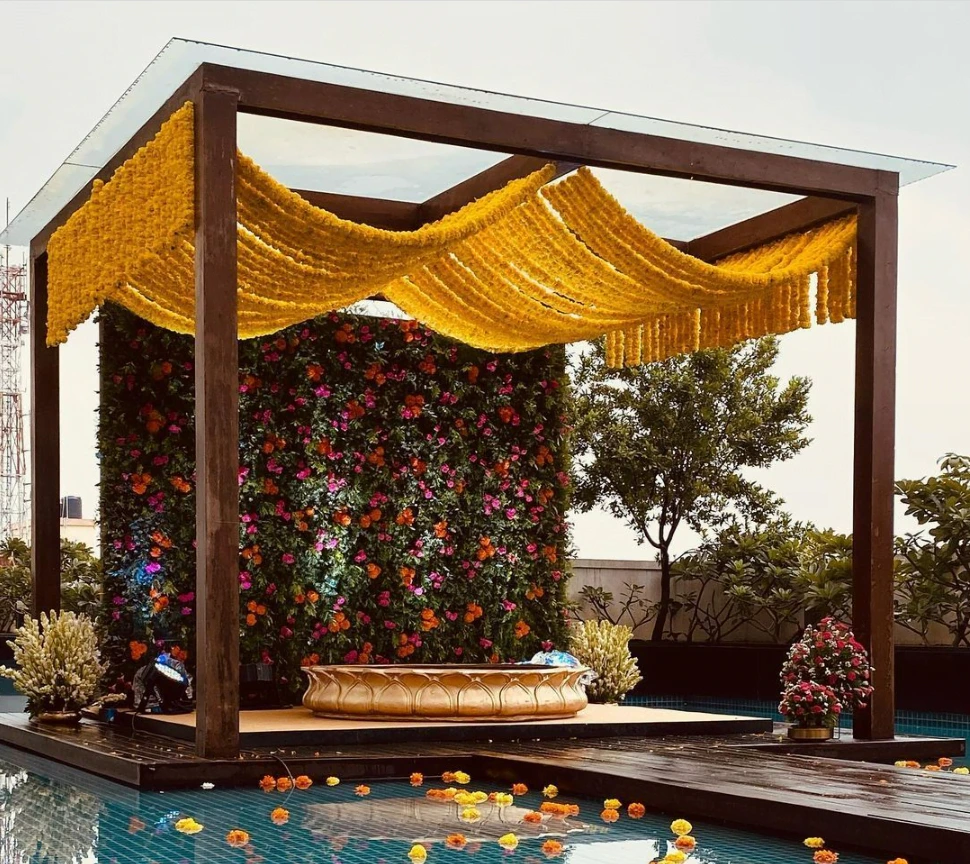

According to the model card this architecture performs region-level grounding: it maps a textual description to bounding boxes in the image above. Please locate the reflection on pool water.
[0,744,888,864]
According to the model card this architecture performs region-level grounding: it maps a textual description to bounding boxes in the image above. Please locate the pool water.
[0,745,887,864]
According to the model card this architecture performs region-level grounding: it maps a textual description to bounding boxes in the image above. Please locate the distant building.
[10,495,99,554]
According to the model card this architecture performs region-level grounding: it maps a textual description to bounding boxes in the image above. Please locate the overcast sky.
[2,1,967,560]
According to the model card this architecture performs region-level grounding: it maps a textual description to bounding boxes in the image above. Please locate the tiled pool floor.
[0,744,890,864]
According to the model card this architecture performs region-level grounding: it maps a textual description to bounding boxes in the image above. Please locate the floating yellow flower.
[603,798,621,810]
[498,833,519,850]
[271,806,289,825]
[600,808,619,823]
[408,844,428,862]
[674,835,696,852]
[446,834,467,850]
[355,784,371,797]
[454,791,475,806]
[472,790,488,804]
[454,771,471,785]
[663,852,686,864]
[410,772,424,786]
[511,783,528,795]
[541,838,564,858]
[670,819,692,836]
[893,760,907,768]
[493,792,514,807]
[804,838,826,849]
[627,802,645,819]
[954,767,970,775]
[542,784,559,799]
[226,829,249,847]
[460,806,481,823]
[326,776,340,786]
[294,775,313,789]
[174,817,203,835]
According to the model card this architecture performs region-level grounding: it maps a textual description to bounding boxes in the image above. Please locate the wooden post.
[194,84,240,759]
[29,251,60,617]
[852,183,898,740]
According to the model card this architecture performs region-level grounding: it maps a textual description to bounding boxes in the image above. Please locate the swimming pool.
[0,744,887,864]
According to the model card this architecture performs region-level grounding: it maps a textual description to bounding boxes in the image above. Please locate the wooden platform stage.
[133,703,771,746]
[0,709,967,863]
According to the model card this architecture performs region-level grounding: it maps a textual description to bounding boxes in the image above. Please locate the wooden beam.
[293,188,422,230]
[194,84,241,759]
[688,196,857,262]
[207,64,885,200]
[29,251,60,616]
[851,175,899,741]
[31,68,205,256]
[418,155,579,222]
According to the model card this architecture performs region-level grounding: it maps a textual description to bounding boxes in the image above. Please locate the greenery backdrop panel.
[99,306,571,695]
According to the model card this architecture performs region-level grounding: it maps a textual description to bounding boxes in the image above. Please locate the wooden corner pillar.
[852,177,898,740]
[29,251,61,616]
[194,83,240,758]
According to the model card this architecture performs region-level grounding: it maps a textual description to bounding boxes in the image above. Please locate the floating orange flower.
[410,772,424,786]
[276,776,293,792]
[523,811,543,824]
[600,808,619,823]
[259,775,276,791]
[442,771,457,783]
[925,764,942,772]
[887,859,908,864]
[511,783,528,795]
[813,852,838,864]
[675,835,697,851]
[426,787,457,802]
[541,839,564,858]
[939,757,954,768]
[627,802,645,819]
[446,833,468,849]
[270,806,289,825]
[294,775,313,790]
[226,829,250,847]
[127,816,146,834]
[603,798,621,810]
[355,784,371,796]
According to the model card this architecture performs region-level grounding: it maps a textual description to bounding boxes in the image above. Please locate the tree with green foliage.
[895,454,970,646]
[570,336,812,640]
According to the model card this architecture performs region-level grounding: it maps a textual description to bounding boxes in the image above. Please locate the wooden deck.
[1,711,967,862]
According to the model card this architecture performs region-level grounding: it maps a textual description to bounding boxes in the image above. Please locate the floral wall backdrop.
[99,306,571,696]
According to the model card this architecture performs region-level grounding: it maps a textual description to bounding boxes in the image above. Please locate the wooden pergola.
[14,42,943,758]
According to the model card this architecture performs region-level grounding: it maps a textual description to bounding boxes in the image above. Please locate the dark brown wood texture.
[28,252,60,616]
[193,85,241,758]
[852,184,899,740]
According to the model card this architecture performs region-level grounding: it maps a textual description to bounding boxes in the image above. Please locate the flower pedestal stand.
[32,711,82,726]
[787,726,834,741]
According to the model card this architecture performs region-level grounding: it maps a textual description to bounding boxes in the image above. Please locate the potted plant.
[779,618,873,740]
[568,619,642,703]
[0,611,116,724]
[779,680,842,739]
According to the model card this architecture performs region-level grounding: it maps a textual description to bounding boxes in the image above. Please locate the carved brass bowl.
[302,663,589,721]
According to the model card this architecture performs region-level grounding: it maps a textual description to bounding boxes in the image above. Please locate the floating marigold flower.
[174,817,203,835]
[670,818,692,836]
[498,833,519,850]
[600,808,619,823]
[541,839,564,858]
[542,784,559,798]
[813,852,838,864]
[954,767,970,775]
[664,852,687,864]
[493,792,514,807]
[226,829,249,847]
[446,833,468,849]
[511,783,528,795]
[408,844,428,862]
[893,760,907,768]
[603,798,621,810]
[925,764,942,772]
[523,811,543,824]
[294,775,313,789]
[454,770,471,785]
[276,776,292,792]
[127,816,146,834]
[938,757,954,768]
[442,771,457,783]
[326,776,340,786]
[887,859,908,864]
[258,774,276,791]
[354,784,370,796]
[270,806,289,825]
[460,806,481,823]
[674,835,697,851]
[804,838,826,849]
[455,791,476,806]
[409,772,423,786]
[905,761,921,769]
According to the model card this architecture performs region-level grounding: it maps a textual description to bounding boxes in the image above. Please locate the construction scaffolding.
[0,201,29,540]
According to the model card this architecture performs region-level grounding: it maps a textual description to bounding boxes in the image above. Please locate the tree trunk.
[651,547,672,641]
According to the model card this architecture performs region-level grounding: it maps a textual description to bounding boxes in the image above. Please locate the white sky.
[2,1,967,560]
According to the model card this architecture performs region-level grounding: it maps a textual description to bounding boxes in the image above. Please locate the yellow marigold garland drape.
[46,101,857,366]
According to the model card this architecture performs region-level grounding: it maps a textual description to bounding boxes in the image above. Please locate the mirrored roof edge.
[1,37,955,247]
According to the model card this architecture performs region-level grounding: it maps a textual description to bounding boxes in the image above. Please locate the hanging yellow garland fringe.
[46,102,857,366]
